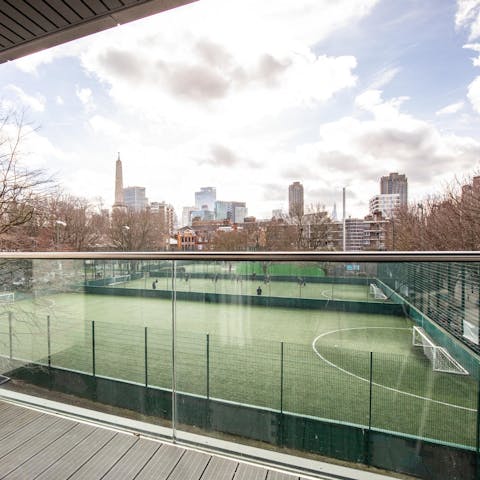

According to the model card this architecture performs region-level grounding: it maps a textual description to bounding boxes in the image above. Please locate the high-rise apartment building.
[369,193,401,218]
[195,187,216,211]
[124,186,148,211]
[380,173,408,207]
[288,181,304,217]
[150,201,175,234]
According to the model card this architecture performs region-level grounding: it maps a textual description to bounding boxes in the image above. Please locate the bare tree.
[110,208,157,251]
[0,110,54,235]
[288,204,333,250]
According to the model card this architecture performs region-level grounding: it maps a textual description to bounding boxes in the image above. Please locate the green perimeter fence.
[0,311,478,449]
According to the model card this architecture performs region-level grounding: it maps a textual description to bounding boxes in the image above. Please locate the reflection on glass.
[0,257,478,478]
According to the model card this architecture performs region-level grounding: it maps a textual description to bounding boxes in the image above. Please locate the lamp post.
[121,225,130,251]
[55,220,67,250]
[417,203,424,250]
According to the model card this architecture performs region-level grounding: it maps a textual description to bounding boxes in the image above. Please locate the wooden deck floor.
[0,401,310,480]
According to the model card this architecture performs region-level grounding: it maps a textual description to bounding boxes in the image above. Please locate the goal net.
[108,274,131,286]
[0,292,14,304]
[412,326,469,375]
[369,283,387,300]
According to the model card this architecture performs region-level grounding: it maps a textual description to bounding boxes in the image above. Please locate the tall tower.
[380,172,408,207]
[113,152,126,210]
[288,181,304,217]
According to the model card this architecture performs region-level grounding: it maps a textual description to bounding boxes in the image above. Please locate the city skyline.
[1,0,480,218]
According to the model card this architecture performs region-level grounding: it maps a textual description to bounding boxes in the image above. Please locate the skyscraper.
[288,181,304,217]
[380,173,408,207]
[195,187,216,211]
[214,201,247,223]
[112,152,126,210]
[123,186,148,211]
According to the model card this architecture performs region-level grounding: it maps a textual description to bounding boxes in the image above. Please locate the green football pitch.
[0,287,477,449]
[120,276,383,302]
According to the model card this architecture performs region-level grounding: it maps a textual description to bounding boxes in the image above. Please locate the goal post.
[108,274,131,286]
[369,283,387,300]
[412,326,469,375]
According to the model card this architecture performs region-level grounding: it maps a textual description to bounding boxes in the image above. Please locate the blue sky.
[1,0,480,220]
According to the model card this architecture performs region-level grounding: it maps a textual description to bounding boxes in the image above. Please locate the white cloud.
[1,121,69,169]
[369,66,401,89]
[4,84,46,112]
[436,101,465,115]
[75,86,95,112]
[355,89,410,121]
[468,76,480,113]
[456,0,480,40]
[463,42,480,66]
[88,114,122,137]
[292,90,480,213]
[56,96,64,105]
[75,0,379,130]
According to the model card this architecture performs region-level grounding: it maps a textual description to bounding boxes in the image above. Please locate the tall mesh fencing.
[378,262,480,361]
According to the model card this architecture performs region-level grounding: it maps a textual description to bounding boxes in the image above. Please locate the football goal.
[369,283,387,300]
[108,274,131,286]
[0,292,15,304]
[412,326,469,375]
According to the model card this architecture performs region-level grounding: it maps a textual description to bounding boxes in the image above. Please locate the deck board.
[4,423,96,479]
[0,414,60,458]
[168,449,211,480]
[135,443,185,480]
[267,470,300,480]
[0,400,314,480]
[200,455,238,480]
[0,418,76,477]
[234,462,269,480]
[34,428,117,480]
[101,438,161,480]
[68,431,137,480]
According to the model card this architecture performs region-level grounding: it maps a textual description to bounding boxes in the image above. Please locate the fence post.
[366,351,373,466]
[476,378,480,480]
[171,260,177,443]
[206,333,210,400]
[8,312,12,360]
[47,315,51,368]
[206,333,211,431]
[145,327,148,387]
[92,321,96,377]
[279,341,285,447]
[280,341,284,414]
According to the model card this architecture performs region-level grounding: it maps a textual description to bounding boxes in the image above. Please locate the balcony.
[0,252,478,480]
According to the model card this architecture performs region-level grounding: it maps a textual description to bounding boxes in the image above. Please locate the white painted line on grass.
[312,327,475,412]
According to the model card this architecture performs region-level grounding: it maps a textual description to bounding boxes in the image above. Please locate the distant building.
[195,187,216,211]
[150,201,175,234]
[181,206,196,227]
[380,173,408,207]
[215,201,247,223]
[112,152,126,211]
[288,181,304,217]
[462,176,480,199]
[330,215,390,251]
[190,209,215,223]
[272,209,287,220]
[124,186,148,211]
[331,203,338,221]
[369,193,401,218]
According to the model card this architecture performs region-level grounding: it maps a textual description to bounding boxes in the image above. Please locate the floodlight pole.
[342,187,346,251]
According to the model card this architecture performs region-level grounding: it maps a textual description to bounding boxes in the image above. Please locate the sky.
[1,0,480,220]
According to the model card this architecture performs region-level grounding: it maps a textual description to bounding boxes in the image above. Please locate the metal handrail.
[0,251,480,261]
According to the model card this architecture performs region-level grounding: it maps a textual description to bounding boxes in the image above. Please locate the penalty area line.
[312,327,475,413]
